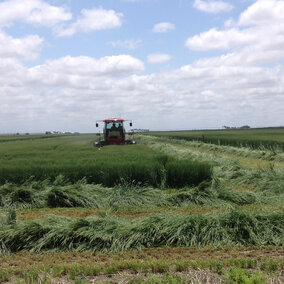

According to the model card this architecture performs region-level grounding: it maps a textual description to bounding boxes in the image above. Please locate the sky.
[0,0,284,133]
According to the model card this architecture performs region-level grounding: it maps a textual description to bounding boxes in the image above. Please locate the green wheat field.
[0,128,283,283]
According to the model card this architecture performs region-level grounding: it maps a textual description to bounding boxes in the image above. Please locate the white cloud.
[193,0,233,14]
[186,28,255,51]
[0,31,43,60]
[1,55,283,132]
[28,55,145,86]
[1,0,284,132]
[152,22,175,33]
[0,0,72,27]
[147,54,171,64]
[239,0,284,26]
[107,39,142,50]
[186,0,284,66]
[0,52,284,132]
[56,8,123,37]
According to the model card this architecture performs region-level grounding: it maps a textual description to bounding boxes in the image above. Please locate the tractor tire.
[124,140,136,145]
[93,141,106,147]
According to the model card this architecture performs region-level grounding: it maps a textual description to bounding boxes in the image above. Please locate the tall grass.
[166,161,212,188]
[168,135,284,151]
[0,136,212,187]
[149,128,284,151]
[140,134,284,163]
[140,135,284,199]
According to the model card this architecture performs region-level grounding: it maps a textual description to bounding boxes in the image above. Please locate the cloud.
[1,50,284,132]
[1,55,283,132]
[239,0,284,26]
[186,28,255,51]
[107,39,142,50]
[186,0,284,65]
[0,0,72,27]
[152,22,175,33]
[147,54,171,64]
[56,8,123,37]
[0,31,43,60]
[28,55,145,86]
[193,0,233,14]
[0,0,284,132]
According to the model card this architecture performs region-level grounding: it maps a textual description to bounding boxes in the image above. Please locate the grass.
[0,209,283,254]
[0,134,212,187]
[149,128,284,150]
[141,134,284,165]
[1,176,274,210]
[0,247,283,283]
[0,132,283,283]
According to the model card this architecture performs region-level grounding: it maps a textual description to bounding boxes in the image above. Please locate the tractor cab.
[104,119,125,143]
[94,118,135,147]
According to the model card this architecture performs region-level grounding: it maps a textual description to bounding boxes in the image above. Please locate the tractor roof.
[103,118,125,122]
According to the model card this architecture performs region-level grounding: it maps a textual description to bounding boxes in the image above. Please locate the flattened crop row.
[0,209,283,253]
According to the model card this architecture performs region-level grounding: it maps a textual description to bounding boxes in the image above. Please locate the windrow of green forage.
[139,134,284,162]
[0,178,267,210]
[0,209,283,253]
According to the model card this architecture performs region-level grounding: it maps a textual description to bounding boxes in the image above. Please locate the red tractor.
[94,118,136,147]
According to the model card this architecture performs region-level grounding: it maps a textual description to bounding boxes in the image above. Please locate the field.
[0,130,283,283]
[149,128,284,150]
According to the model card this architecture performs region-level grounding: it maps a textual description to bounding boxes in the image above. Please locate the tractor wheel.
[93,141,106,147]
[124,140,136,145]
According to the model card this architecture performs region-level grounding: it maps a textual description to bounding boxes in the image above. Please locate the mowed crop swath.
[0,131,283,283]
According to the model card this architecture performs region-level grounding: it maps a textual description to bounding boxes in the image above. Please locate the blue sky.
[6,0,239,70]
[0,0,284,132]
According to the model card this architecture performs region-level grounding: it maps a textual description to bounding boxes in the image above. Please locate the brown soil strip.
[1,247,283,271]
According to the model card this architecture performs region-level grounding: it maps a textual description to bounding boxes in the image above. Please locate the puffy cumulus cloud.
[0,58,27,86]
[56,8,123,37]
[1,1,284,132]
[107,39,142,50]
[27,55,145,86]
[0,0,72,27]
[147,53,171,64]
[186,0,284,66]
[186,28,255,51]
[152,22,175,33]
[239,0,284,26]
[0,31,43,60]
[1,52,284,132]
[193,0,233,14]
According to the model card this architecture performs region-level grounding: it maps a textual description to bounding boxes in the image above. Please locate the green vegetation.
[0,247,283,283]
[0,177,276,210]
[0,133,67,143]
[150,128,284,150]
[0,209,283,254]
[0,134,211,187]
[0,131,283,283]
